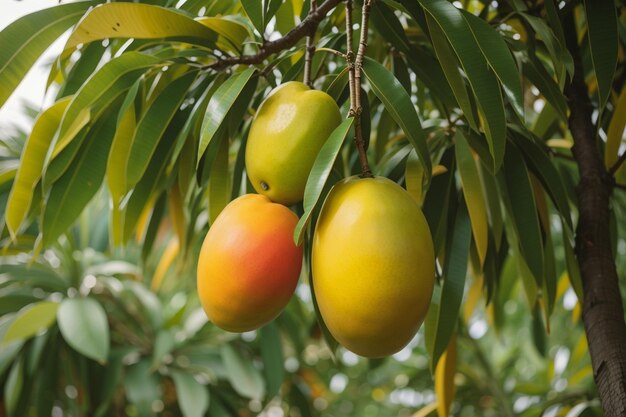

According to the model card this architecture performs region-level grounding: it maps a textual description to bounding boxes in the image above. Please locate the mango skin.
[245,81,342,205]
[197,194,303,332]
[312,176,435,357]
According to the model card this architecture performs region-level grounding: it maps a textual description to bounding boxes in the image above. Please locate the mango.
[245,82,342,205]
[312,176,435,357]
[197,194,303,332]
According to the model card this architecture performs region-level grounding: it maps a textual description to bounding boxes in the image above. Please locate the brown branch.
[563,15,626,417]
[350,0,373,178]
[304,0,318,87]
[345,0,357,110]
[206,0,342,71]
[608,151,626,177]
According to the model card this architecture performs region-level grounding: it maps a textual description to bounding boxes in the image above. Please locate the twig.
[304,0,318,87]
[205,0,342,71]
[347,0,373,177]
[345,0,357,111]
[608,151,626,176]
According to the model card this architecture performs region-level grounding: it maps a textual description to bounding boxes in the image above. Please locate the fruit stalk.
[346,0,373,178]
[304,0,318,87]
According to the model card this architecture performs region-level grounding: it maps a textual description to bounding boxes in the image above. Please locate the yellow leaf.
[63,3,220,53]
[546,138,572,149]
[411,402,438,417]
[406,150,424,204]
[5,97,71,237]
[463,274,484,322]
[107,101,136,204]
[435,334,457,417]
[151,238,180,292]
[456,132,488,266]
[605,84,626,168]
[432,165,448,176]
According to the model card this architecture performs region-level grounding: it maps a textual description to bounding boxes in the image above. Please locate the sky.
[0,0,65,133]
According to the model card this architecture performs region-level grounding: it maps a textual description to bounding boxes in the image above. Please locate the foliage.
[1,0,626,416]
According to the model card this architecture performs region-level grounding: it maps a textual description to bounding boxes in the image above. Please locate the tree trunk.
[564,17,626,417]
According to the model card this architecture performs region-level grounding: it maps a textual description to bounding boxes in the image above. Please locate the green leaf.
[370,2,412,54]
[363,57,432,182]
[63,3,220,53]
[419,0,506,172]
[5,97,70,237]
[4,357,23,417]
[198,68,256,162]
[107,85,139,205]
[509,129,573,235]
[57,298,110,364]
[455,131,488,267]
[221,344,266,400]
[522,57,568,122]
[260,322,285,399]
[500,148,544,284]
[585,0,618,110]
[605,85,626,169]
[2,302,59,345]
[425,13,478,131]
[172,372,210,417]
[0,1,95,108]
[208,135,231,225]
[196,17,250,53]
[294,117,354,245]
[53,52,160,158]
[127,70,198,188]
[125,359,160,414]
[43,112,116,246]
[430,200,471,371]
[521,13,573,83]
[241,0,265,35]
[461,11,524,120]
[57,42,106,99]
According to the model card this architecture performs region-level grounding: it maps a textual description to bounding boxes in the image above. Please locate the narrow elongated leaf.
[605,85,626,168]
[522,57,568,121]
[172,372,210,417]
[294,118,354,245]
[370,2,412,54]
[54,52,160,157]
[461,10,524,119]
[501,148,544,284]
[43,113,116,246]
[510,131,573,234]
[221,344,266,400]
[426,14,478,131]
[405,150,424,204]
[584,0,618,110]
[260,322,285,399]
[456,131,488,267]
[208,136,231,225]
[419,0,506,172]
[63,3,219,53]
[363,58,432,182]
[435,334,457,417]
[0,1,95,108]
[241,0,265,35]
[5,98,70,237]
[2,302,59,345]
[57,42,106,99]
[197,17,249,53]
[58,298,110,364]
[431,200,470,370]
[198,68,256,161]
[127,71,197,187]
[107,86,138,204]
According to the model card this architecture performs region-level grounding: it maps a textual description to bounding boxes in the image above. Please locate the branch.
[304,0,318,87]
[206,0,342,71]
[608,151,626,177]
[349,0,373,177]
